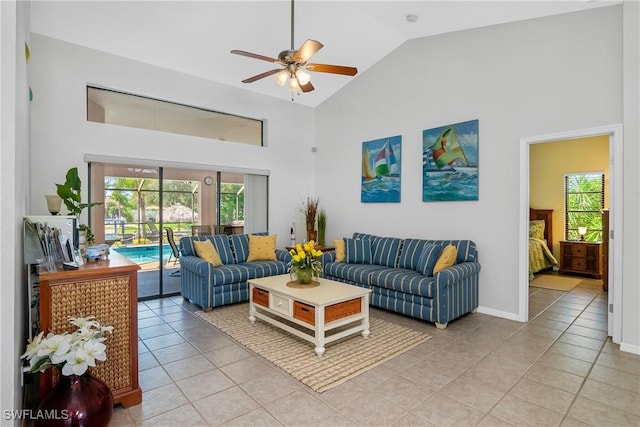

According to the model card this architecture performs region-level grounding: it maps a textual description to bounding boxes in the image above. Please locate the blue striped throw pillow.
[416,243,443,276]
[344,238,372,264]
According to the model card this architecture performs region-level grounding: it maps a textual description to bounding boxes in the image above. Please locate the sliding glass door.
[89,162,267,300]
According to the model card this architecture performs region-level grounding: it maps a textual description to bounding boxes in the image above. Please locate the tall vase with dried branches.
[303,197,319,243]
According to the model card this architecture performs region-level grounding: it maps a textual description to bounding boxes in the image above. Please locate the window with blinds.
[564,172,605,241]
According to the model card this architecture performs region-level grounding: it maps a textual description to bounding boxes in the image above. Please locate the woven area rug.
[195,303,431,393]
[530,274,582,291]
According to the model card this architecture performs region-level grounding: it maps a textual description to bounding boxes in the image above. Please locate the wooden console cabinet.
[38,252,142,407]
[559,240,602,279]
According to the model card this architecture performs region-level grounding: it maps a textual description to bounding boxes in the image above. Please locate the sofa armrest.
[276,248,292,263]
[434,262,481,285]
[434,262,481,325]
[180,255,213,276]
[321,250,336,264]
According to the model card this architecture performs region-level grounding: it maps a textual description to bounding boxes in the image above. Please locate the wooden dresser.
[559,240,603,279]
[38,252,142,407]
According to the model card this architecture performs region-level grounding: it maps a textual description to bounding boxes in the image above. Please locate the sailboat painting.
[423,119,479,202]
[361,135,402,203]
[422,120,478,202]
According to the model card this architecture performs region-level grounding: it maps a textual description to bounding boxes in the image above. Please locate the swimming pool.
[112,244,172,264]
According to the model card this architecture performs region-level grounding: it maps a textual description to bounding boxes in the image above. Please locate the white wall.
[28,34,317,247]
[315,7,625,321]
[1,0,30,421]
[621,0,640,354]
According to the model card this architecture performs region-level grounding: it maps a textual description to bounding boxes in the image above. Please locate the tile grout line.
[472,285,605,426]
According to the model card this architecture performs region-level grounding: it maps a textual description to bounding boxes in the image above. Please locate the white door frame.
[519,124,622,342]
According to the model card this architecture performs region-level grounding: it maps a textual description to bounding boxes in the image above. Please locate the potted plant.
[56,167,102,248]
[317,208,327,246]
[21,316,114,426]
[287,241,323,284]
[79,224,96,245]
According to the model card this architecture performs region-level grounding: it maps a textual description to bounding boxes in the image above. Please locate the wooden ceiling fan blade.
[306,63,358,76]
[241,68,283,83]
[294,39,323,64]
[300,81,314,93]
[231,50,280,64]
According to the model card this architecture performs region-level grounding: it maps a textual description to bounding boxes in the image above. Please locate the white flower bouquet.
[21,316,113,376]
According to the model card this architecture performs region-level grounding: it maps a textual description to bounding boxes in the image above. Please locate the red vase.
[35,373,113,427]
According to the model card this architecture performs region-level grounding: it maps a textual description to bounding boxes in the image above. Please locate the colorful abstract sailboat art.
[423,120,479,202]
[361,136,402,203]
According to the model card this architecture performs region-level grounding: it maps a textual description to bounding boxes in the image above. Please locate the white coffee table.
[248,275,371,356]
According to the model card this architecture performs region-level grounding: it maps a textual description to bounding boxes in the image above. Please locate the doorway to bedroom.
[520,125,622,342]
[528,136,609,319]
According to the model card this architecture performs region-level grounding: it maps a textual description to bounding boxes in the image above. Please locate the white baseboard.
[476,306,522,322]
[619,342,640,355]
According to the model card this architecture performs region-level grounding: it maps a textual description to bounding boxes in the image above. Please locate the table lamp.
[45,194,62,215]
[578,226,587,241]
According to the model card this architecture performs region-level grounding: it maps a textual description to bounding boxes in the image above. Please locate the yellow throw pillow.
[194,239,222,267]
[333,239,345,262]
[247,234,277,262]
[433,244,457,273]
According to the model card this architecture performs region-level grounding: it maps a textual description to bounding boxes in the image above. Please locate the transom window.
[87,86,263,146]
[564,172,605,241]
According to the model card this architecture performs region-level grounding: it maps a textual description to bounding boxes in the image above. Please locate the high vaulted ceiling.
[30,1,619,107]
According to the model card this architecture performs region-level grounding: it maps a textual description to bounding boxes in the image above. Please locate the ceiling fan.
[230,0,357,94]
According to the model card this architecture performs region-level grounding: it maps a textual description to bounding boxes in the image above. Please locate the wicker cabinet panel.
[39,252,141,407]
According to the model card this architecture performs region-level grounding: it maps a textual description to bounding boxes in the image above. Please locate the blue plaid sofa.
[323,232,480,329]
[179,234,292,311]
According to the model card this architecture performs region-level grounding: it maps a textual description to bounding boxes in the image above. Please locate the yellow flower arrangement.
[288,240,323,283]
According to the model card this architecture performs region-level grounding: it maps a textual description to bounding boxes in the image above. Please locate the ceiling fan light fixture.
[274,69,289,86]
[288,75,300,91]
[296,70,311,85]
[230,0,357,98]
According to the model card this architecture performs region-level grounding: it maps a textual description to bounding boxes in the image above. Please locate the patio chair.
[165,227,181,277]
[145,220,161,242]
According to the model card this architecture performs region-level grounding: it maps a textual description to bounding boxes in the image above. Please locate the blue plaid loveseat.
[179,234,292,311]
[323,232,480,329]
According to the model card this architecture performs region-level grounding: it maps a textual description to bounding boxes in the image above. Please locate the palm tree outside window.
[564,172,605,242]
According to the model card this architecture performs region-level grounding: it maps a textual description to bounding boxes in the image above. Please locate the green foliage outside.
[220,183,244,225]
[104,177,243,239]
[566,174,604,241]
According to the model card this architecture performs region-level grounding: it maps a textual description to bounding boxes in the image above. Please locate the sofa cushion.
[397,239,429,270]
[182,235,235,265]
[193,240,223,267]
[206,264,254,287]
[324,262,387,284]
[434,244,458,273]
[352,232,381,245]
[416,242,442,277]
[439,240,478,263]
[368,268,435,298]
[229,234,250,263]
[240,260,288,278]
[371,237,402,268]
[246,234,277,262]
[344,238,373,264]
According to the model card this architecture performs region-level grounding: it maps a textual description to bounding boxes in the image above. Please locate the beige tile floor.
[111,277,640,426]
